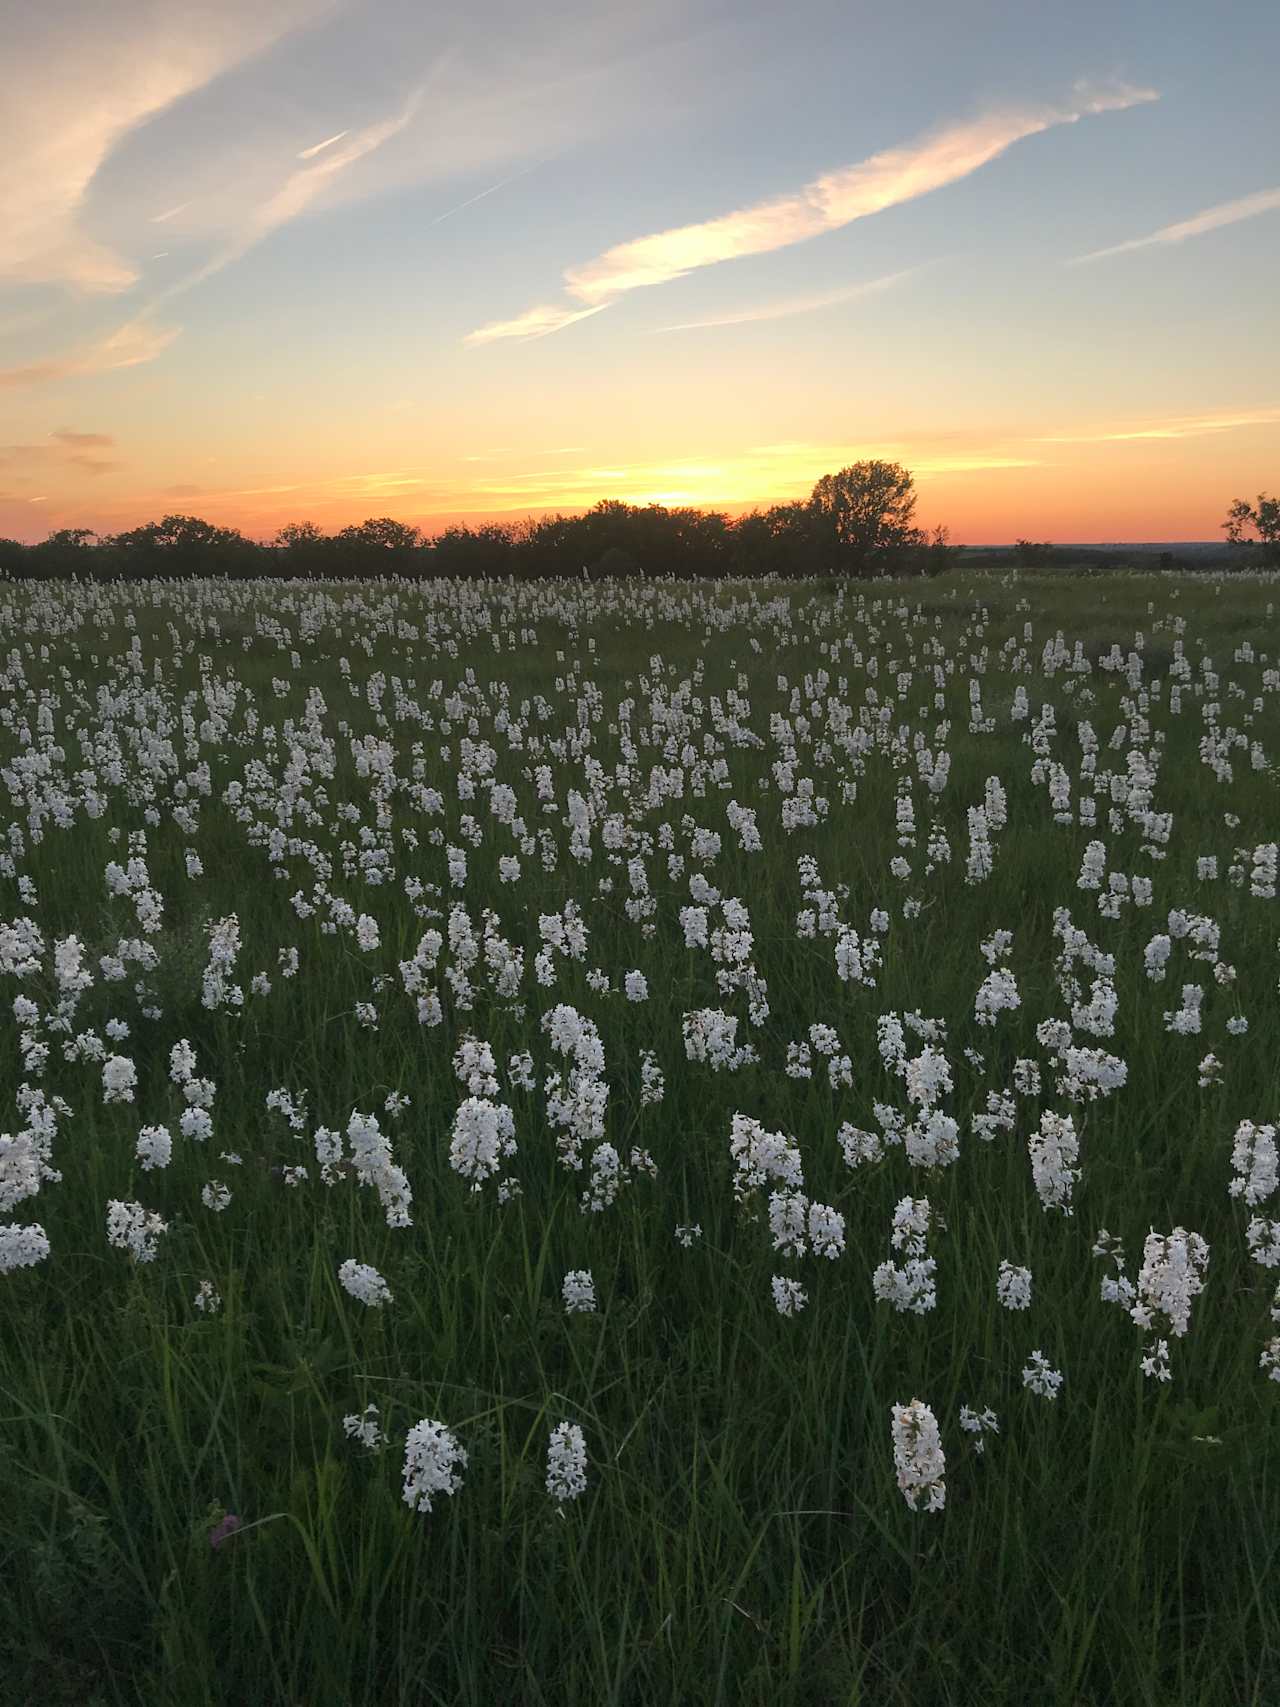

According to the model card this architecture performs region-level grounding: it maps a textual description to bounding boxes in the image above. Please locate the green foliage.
[0,571,1278,1704]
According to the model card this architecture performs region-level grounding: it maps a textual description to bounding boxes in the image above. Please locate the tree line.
[0,462,962,582]
[3,464,1274,581]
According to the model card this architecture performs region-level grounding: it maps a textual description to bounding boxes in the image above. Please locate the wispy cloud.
[52,429,115,449]
[467,78,1157,343]
[297,130,351,160]
[463,302,611,346]
[10,88,427,393]
[0,2,329,293]
[0,430,122,479]
[1070,186,1280,263]
[653,266,923,331]
[153,94,424,307]
[1036,406,1280,442]
[0,321,180,389]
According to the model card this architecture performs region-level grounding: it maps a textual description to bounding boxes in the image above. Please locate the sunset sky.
[3,0,1278,544]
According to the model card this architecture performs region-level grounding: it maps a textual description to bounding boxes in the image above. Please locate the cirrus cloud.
[466,78,1158,343]
[1070,185,1280,263]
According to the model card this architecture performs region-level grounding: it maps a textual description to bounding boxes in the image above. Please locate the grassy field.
[2,568,1278,1705]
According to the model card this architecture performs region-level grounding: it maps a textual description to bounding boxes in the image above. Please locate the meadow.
[2,567,1278,1705]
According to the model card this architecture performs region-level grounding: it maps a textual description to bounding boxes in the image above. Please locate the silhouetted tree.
[108,514,259,577]
[1224,492,1280,565]
[430,523,517,579]
[513,513,583,578]
[331,517,425,576]
[0,538,30,578]
[274,521,326,550]
[0,467,967,582]
[43,527,98,550]
[917,524,964,577]
[336,517,422,553]
[28,528,99,578]
[271,521,333,577]
[807,461,926,575]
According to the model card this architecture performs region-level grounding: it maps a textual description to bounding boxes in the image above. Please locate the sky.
[2,0,1278,544]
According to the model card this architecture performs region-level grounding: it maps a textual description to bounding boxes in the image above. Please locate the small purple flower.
[209,1513,242,1550]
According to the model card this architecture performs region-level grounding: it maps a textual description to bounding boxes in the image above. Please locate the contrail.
[431,161,543,225]
[297,130,351,160]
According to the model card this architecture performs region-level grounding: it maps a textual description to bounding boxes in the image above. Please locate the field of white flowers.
[2,568,1278,1705]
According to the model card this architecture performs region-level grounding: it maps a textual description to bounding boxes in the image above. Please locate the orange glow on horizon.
[3,414,1276,547]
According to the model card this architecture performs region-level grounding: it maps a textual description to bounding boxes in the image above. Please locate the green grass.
[1,568,1278,1704]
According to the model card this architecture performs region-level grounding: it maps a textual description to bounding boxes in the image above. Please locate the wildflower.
[974,967,1021,1026]
[1131,1227,1209,1338]
[807,1201,846,1259]
[545,1422,588,1502]
[201,1181,232,1213]
[342,1404,387,1450]
[959,1405,1000,1454]
[996,1261,1033,1311]
[1228,1121,1277,1206]
[0,1222,51,1272]
[106,1198,167,1262]
[102,1054,137,1104]
[729,1114,803,1201]
[890,1399,946,1512]
[674,1223,702,1247]
[769,1189,808,1257]
[194,1279,222,1314]
[640,1051,665,1105]
[338,1258,393,1307]
[448,1097,517,1190]
[1028,1111,1080,1214]
[402,1419,467,1513]
[1021,1350,1063,1400]
[135,1124,173,1171]
[181,1108,213,1142]
[1140,1338,1172,1381]
[562,1269,596,1313]
[770,1276,807,1316]
[1246,1217,1280,1268]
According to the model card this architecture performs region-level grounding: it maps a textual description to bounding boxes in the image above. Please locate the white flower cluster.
[996,1260,1033,1311]
[338,1258,393,1307]
[872,1196,938,1315]
[402,1419,467,1513]
[0,1222,51,1272]
[105,1198,167,1262]
[890,1399,946,1512]
[545,1421,588,1502]
[449,1096,517,1190]
[562,1268,596,1314]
